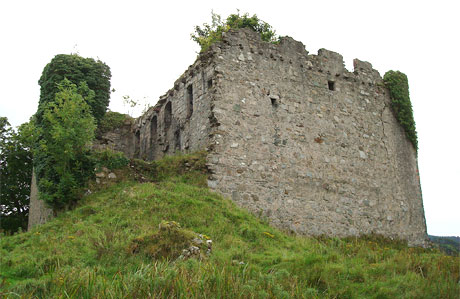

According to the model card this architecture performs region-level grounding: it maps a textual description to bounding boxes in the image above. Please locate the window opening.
[150,115,157,158]
[187,85,193,118]
[328,81,335,91]
[135,130,141,158]
[164,102,172,129]
[174,129,181,151]
[270,97,278,108]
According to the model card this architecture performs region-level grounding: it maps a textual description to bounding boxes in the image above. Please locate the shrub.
[35,79,96,210]
[191,11,278,52]
[92,149,129,171]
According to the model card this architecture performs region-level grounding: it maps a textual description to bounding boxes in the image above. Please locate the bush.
[383,71,418,150]
[35,79,96,210]
[92,149,129,171]
[191,11,278,52]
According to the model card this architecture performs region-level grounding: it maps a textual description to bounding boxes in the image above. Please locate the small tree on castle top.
[191,11,278,52]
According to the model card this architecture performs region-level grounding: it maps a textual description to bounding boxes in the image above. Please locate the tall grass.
[1,153,458,298]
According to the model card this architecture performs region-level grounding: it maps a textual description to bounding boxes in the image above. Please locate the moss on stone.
[97,111,132,136]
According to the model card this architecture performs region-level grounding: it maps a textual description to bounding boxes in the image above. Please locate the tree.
[37,54,111,123]
[191,11,278,52]
[0,118,34,233]
[35,79,96,210]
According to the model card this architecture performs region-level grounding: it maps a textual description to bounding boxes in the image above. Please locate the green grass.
[1,153,459,298]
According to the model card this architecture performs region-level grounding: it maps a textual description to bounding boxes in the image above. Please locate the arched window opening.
[174,129,181,151]
[186,85,193,119]
[164,102,172,129]
[150,115,158,158]
[135,130,141,158]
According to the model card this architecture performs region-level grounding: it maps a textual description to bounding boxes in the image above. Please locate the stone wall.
[132,52,217,160]
[27,170,53,230]
[93,120,136,157]
[205,29,427,246]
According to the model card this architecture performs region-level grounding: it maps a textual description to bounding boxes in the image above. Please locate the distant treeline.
[429,235,460,256]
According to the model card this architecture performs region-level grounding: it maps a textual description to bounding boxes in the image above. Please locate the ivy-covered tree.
[37,54,111,123]
[0,118,34,233]
[35,79,96,210]
[191,11,278,52]
[33,54,111,212]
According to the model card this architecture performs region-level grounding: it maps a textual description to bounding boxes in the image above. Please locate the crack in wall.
[379,103,390,159]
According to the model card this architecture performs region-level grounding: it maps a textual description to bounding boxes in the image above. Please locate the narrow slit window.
[270,96,278,108]
[135,130,141,158]
[207,79,213,89]
[187,85,193,118]
[150,115,157,150]
[328,81,335,91]
[174,129,181,151]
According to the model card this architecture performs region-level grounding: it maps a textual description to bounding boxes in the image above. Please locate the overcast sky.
[1,0,458,236]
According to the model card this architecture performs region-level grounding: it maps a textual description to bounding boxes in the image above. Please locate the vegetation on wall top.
[96,111,132,137]
[191,11,278,52]
[383,70,418,150]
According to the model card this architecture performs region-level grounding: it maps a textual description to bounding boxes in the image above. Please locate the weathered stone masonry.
[204,29,427,246]
[32,28,428,246]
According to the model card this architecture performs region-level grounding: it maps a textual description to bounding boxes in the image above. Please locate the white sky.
[1,0,458,236]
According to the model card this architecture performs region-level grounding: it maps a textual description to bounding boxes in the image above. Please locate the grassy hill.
[1,152,459,298]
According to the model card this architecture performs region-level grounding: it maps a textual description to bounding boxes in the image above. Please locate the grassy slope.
[1,153,459,298]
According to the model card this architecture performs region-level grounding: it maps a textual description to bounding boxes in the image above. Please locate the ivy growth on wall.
[33,54,112,211]
[383,71,418,150]
[37,54,111,124]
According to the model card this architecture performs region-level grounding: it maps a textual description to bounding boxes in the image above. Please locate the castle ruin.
[32,28,428,246]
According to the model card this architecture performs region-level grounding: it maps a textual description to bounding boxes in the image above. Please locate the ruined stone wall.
[130,55,217,161]
[27,170,53,230]
[206,29,427,246]
[93,120,136,157]
[94,51,217,161]
[29,28,427,246]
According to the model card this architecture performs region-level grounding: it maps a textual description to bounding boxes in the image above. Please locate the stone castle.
[31,28,428,246]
